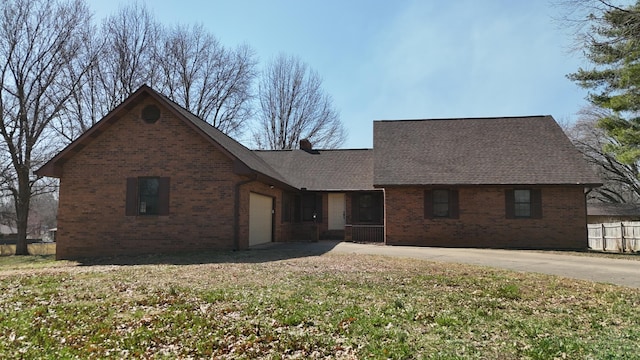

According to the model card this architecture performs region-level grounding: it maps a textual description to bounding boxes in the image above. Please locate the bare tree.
[554,0,639,50]
[52,37,102,142]
[53,2,161,142]
[0,0,94,255]
[30,191,58,230]
[565,106,640,203]
[253,54,346,150]
[158,24,256,137]
[54,4,256,143]
[99,2,161,106]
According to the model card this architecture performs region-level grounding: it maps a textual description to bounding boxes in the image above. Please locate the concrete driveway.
[318,241,640,289]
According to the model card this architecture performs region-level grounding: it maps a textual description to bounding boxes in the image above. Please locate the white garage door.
[249,192,273,246]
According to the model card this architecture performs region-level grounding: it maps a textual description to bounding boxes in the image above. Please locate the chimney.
[299,138,312,152]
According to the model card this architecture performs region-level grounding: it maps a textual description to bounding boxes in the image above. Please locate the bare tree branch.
[0,0,93,254]
[253,54,346,150]
[157,24,256,137]
[565,106,640,203]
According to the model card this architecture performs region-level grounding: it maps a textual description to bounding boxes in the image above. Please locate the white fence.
[587,222,640,253]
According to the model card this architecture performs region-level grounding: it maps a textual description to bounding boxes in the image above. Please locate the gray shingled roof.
[373,116,602,186]
[255,149,374,191]
[587,203,640,217]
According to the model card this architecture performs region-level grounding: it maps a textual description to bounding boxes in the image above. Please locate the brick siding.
[56,98,282,259]
[384,186,588,249]
[53,95,591,258]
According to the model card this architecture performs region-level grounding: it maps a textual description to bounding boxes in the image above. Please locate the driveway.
[278,241,640,288]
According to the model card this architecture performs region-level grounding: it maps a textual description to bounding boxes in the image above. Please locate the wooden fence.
[587,222,640,253]
[0,243,56,256]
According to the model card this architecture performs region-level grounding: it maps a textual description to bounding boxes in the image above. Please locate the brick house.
[37,85,600,259]
[374,118,601,249]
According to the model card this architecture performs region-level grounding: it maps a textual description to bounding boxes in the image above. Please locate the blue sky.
[90,0,592,148]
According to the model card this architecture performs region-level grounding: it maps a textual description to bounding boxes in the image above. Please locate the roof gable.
[373,116,602,186]
[36,85,289,187]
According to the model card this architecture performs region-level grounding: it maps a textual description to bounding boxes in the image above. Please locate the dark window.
[432,189,450,217]
[505,189,541,219]
[301,193,322,222]
[282,192,292,222]
[514,189,530,218]
[352,192,383,224]
[424,189,459,219]
[358,194,375,222]
[139,178,159,215]
[141,105,161,123]
[293,195,301,223]
[126,177,170,216]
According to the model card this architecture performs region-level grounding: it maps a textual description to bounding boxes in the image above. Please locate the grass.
[1,250,639,359]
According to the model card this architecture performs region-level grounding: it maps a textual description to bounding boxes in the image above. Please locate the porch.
[345,224,384,242]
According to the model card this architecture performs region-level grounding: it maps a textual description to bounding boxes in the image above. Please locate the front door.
[249,192,273,246]
[328,193,346,230]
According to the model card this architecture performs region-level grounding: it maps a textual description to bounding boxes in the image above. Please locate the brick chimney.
[299,138,312,152]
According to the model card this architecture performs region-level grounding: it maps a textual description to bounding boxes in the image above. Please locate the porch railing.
[345,224,384,243]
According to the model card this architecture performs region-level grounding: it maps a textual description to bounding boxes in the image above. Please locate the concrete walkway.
[329,242,640,288]
[287,241,640,289]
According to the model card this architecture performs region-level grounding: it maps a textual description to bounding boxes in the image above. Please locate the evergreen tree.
[568,1,640,165]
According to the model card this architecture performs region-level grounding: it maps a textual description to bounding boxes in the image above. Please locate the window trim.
[505,188,542,219]
[424,188,459,219]
[126,177,170,216]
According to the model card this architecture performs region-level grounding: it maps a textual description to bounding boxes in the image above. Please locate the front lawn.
[1,251,638,359]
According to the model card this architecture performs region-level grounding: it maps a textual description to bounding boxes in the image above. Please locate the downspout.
[234,174,258,250]
[583,186,593,250]
[382,187,387,245]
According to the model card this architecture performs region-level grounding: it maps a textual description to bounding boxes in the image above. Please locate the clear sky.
[89,0,592,149]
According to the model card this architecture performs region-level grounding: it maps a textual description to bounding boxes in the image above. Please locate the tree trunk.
[13,169,30,256]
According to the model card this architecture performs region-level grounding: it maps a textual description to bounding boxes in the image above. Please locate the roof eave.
[301,188,379,192]
[374,182,603,188]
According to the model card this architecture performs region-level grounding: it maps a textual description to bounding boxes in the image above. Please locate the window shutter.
[531,189,542,219]
[424,190,433,219]
[450,189,460,219]
[505,189,515,219]
[158,177,170,215]
[126,178,138,216]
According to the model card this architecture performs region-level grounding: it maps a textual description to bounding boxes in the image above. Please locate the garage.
[249,192,273,246]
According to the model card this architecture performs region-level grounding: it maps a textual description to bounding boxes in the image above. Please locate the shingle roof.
[587,203,640,217]
[373,116,602,186]
[38,87,602,191]
[255,149,374,191]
